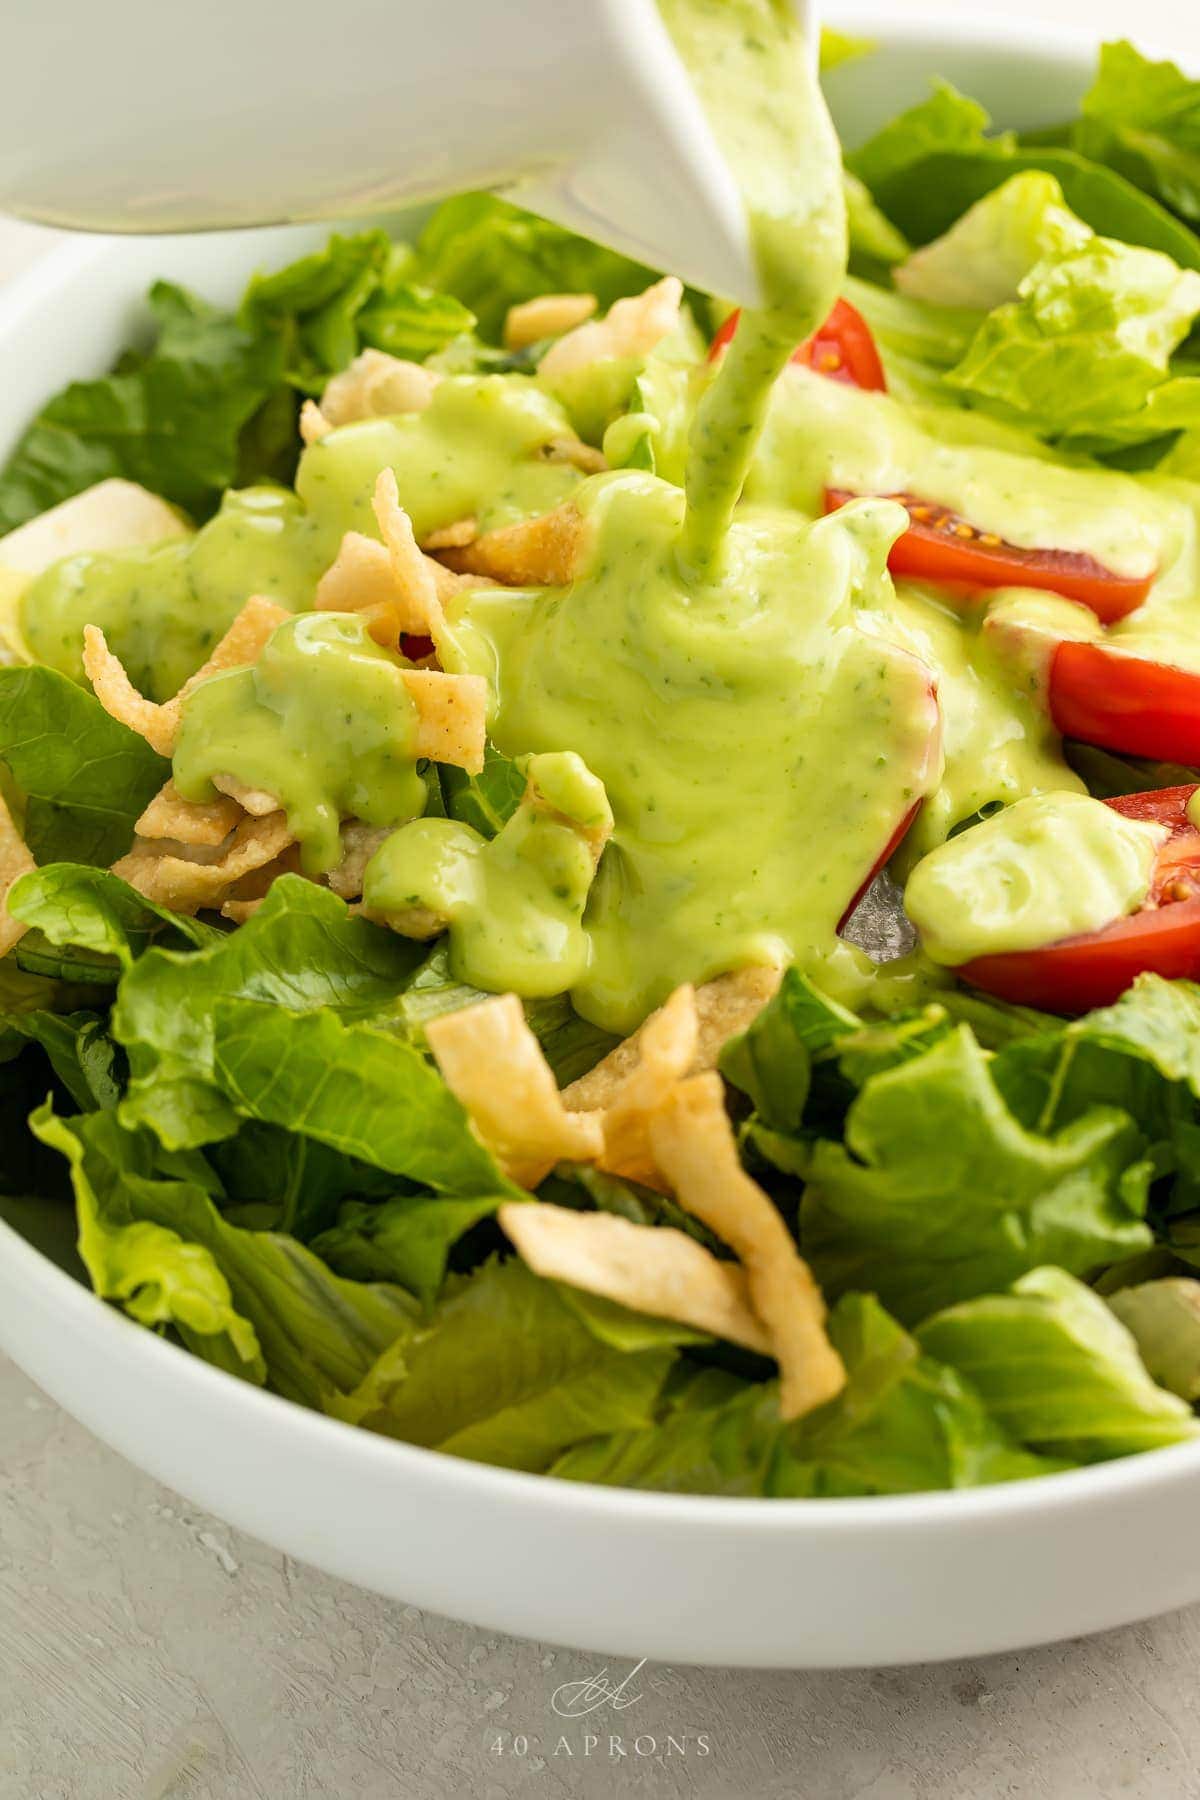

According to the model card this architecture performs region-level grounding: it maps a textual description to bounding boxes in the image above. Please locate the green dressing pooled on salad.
[364,751,612,996]
[173,611,428,873]
[904,791,1168,966]
[450,473,939,1031]
[21,375,584,699]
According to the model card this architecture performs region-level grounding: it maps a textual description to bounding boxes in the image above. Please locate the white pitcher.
[0,0,814,305]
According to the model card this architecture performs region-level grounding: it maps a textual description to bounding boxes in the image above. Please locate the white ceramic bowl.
[2,10,1198,1670]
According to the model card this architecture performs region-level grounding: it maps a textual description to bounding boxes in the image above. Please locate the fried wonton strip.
[136,779,242,848]
[421,517,478,552]
[112,814,292,916]
[83,626,177,757]
[437,501,586,588]
[426,993,603,1189]
[598,984,698,1190]
[499,1202,772,1355]
[326,822,393,900]
[320,350,439,426]
[371,468,448,652]
[564,964,783,1113]
[85,598,289,757]
[299,399,331,446]
[220,897,264,924]
[542,435,608,475]
[538,276,683,380]
[0,792,34,954]
[503,292,597,351]
[401,670,487,773]
[649,1072,845,1421]
[210,774,279,817]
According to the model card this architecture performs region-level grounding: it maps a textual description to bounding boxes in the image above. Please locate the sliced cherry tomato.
[957,784,1200,1012]
[1049,639,1200,763]
[823,490,1152,624]
[709,298,887,392]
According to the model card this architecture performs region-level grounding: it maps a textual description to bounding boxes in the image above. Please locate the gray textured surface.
[3,1352,1200,1800]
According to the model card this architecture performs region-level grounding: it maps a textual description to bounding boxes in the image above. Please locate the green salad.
[7,8,1200,1496]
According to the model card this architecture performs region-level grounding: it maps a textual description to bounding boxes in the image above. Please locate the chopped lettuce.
[0,665,167,865]
[312,1193,502,1306]
[332,1257,676,1472]
[35,1101,417,1404]
[1107,1278,1200,1401]
[0,284,287,534]
[946,237,1200,441]
[896,172,1092,310]
[553,1293,1063,1495]
[801,1025,1152,1323]
[409,195,656,342]
[111,877,423,1148]
[918,1267,1199,1460]
[1076,41,1200,227]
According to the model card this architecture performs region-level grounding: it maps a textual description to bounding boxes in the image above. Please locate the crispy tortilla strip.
[210,774,279,817]
[0,791,34,954]
[427,993,603,1188]
[525,761,612,862]
[503,292,597,351]
[86,598,289,757]
[372,469,448,653]
[541,435,608,475]
[539,276,682,380]
[220,898,264,924]
[649,1072,845,1421]
[564,964,782,1113]
[112,814,292,915]
[599,984,697,1190]
[327,821,394,900]
[320,349,439,426]
[299,399,331,446]
[438,501,586,588]
[499,1202,771,1355]
[402,669,486,773]
[421,517,478,552]
[83,625,177,757]
[136,779,242,848]
[315,531,407,648]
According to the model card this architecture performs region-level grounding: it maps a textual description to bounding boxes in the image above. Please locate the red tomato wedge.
[957,785,1200,1012]
[709,298,887,392]
[1049,639,1200,764]
[823,490,1153,624]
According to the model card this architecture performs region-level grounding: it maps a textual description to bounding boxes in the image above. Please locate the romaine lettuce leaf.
[918,1266,1199,1459]
[1107,1278,1200,1400]
[553,1293,1063,1495]
[34,1101,417,1404]
[1076,41,1200,227]
[850,84,1200,269]
[241,230,473,391]
[411,195,656,341]
[211,998,518,1195]
[802,1024,1152,1322]
[0,1009,119,1112]
[332,1257,676,1472]
[0,283,286,534]
[0,665,167,865]
[8,863,215,980]
[896,171,1092,310]
[946,238,1200,440]
[312,1193,502,1305]
[113,876,423,1149]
